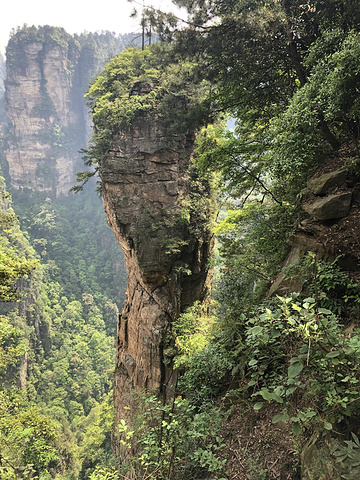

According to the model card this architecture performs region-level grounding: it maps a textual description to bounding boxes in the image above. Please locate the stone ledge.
[308,169,347,195]
[303,192,352,221]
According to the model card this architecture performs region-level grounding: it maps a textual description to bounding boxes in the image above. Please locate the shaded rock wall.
[5,40,83,197]
[98,118,213,453]
[3,27,135,197]
[270,155,360,296]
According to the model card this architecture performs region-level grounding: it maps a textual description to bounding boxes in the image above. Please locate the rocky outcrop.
[303,191,353,221]
[3,27,133,197]
[308,168,347,195]
[98,117,213,455]
[303,169,352,221]
[270,157,360,296]
[5,34,82,197]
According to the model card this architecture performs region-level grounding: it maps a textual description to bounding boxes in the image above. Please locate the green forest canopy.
[1,1,360,478]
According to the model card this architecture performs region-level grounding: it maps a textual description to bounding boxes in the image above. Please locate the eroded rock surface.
[5,41,83,196]
[98,119,213,454]
[303,192,353,220]
[308,169,347,195]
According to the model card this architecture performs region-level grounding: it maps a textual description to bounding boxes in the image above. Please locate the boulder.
[303,192,352,221]
[308,169,347,195]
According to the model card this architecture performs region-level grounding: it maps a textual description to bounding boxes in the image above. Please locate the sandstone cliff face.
[98,118,213,450]
[0,53,5,95]
[3,27,134,197]
[5,39,82,197]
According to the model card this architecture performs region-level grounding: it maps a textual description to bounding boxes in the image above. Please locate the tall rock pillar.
[5,30,82,197]
[97,116,213,453]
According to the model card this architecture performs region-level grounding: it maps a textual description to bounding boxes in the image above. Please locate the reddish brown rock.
[98,119,214,457]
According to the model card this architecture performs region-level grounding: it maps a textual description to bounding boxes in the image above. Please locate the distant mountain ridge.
[3,26,138,197]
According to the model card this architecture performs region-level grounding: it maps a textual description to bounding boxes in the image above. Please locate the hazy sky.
[0,0,178,55]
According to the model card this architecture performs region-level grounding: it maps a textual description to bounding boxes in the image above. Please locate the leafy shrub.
[118,393,226,480]
[89,466,118,480]
[84,45,211,168]
[284,253,360,318]
[170,302,234,404]
[332,433,360,480]
[244,294,360,434]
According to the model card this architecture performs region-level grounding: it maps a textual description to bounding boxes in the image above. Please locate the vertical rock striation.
[3,26,135,197]
[98,117,213,452]
[5,31,82,196]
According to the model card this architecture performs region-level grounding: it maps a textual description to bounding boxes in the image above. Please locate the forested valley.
[0,28,129,478]
[1,1,360,479]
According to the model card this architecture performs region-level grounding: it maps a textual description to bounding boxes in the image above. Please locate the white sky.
[0,0,178,55]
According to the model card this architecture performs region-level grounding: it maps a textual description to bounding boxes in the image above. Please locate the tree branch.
[230,155,282,206]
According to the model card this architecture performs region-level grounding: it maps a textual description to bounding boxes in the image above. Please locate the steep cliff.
[85,48,214,455]
[3,26,135,197]
[5,27,81,196]
[101,120,213,436]
[0,53,5,94]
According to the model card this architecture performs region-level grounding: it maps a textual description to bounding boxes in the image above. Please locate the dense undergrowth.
[0,178,127,479]
[1,0,360,479]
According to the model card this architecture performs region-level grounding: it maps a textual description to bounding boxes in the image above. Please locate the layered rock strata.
[270,157,360,296]
[98,119,213,454]
[3,27,132,197]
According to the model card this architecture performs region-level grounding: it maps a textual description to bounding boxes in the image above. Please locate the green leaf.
[288,360,303,379]
[254,402,264,410]
[318,307,332,315]
[272,413,290,423]
[292,422,301,436]
[271,393,284,404]
[271,328,281,338]
[326,350,341,358]
[259,389,273,402]
[324,421,333,431]
[258,388,283,403]
[248,326,263,336]
[304,298,315,303]
[248,358,258,366]
[292,303,302,312]
[351,433,360,447]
